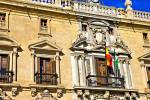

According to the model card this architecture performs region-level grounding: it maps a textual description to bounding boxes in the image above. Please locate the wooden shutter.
[147,67,150,80]
[52,60,56,74]
[96,58,107,85]
[1,55,9,71]
[45,58,51,74]
[37,57,41,73]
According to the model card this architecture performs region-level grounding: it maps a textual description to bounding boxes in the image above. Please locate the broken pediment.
[0,34,19,47]
[29,40,62,52]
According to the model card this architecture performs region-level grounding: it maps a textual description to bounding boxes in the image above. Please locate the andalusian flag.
[114,49,120,77]
[106,48,113,74]
[114,49,119,70]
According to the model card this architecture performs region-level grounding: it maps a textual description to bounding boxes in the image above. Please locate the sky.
[100,0,150,12]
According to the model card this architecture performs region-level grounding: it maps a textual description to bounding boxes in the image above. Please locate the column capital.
[13,48,17,54]
[140,60,145,67]
[31,49,35,55]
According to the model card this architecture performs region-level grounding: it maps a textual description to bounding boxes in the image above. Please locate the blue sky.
[100,0,150,12]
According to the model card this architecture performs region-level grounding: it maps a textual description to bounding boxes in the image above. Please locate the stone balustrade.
[31,0,71,8]
[73,1,117,17]
[73,1,150,21]
[32,0,56,4]
[30,0,150,21]
[133,10,150,20]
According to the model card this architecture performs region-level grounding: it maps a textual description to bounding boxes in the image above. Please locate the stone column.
[127,60,133,88]
[13,48,17,82]
[81,55,86,86]
[9,52,13,72]
[31,50,35,82]
[123,59,129,88]
[9,52,13,82]
[56,52,60,84]
[74,55,79,86]
[140,60,148,88]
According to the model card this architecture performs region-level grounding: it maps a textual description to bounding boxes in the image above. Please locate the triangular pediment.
[29,40,62,52]
[138,52,150,60]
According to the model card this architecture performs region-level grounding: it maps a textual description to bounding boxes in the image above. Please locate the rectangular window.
[0,13,6,26]
[0,54,12,83]
[143,33,148,41]
[35,57,57,85]
[40,19,48,32]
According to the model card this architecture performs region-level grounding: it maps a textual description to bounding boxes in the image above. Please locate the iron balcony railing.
[0,70,13,83]
[35,73,58,85]
[86,75,125,88]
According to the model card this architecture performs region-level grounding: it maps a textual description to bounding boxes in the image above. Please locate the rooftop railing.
[28,0,150,21]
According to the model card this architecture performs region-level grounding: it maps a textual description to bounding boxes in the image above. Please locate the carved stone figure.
[12,87,18,97]
[57,89,63,98]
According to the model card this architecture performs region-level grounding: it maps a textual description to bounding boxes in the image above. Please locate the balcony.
[35,73,58,85]
[0,71,13,83]
[86,75,125,88]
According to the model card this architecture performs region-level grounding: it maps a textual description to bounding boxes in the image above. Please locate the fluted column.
[13,48,17,82]
[56,52,60,84]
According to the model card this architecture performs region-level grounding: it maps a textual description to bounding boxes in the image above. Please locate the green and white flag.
[114,49,120,77]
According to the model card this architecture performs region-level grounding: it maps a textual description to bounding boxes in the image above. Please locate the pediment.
[72,39,131,55]
[138,52,150,60]
[29,40,62,52]
[0,34,19,47]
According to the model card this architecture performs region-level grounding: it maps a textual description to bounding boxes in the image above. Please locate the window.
[86,58,125,88]
[35,57,57,85]
[0,13,6,26]
[82,24,87,31]
[0,54,13,83]
[41,19,47,28]
[143,33,148,41]
[40,19,48,32]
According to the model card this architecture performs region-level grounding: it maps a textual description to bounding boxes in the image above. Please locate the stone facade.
[0,0,150,100]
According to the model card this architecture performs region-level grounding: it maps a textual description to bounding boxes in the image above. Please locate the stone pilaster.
[13,48,17,82]
[56,52,60,84]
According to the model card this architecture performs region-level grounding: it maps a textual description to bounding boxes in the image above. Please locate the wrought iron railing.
[35,73,58,85]
[86,75,125,88]
[0,71,13,83]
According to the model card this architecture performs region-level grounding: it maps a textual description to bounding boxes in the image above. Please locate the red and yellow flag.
[106,48,112,67]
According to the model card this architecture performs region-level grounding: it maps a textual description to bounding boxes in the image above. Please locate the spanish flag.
[106,48,112,67]
[106,48,113,74]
